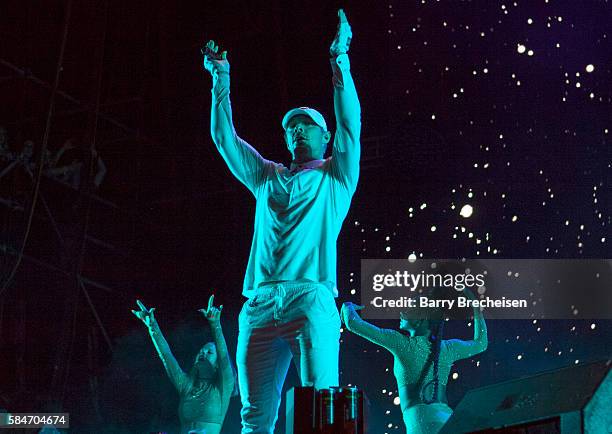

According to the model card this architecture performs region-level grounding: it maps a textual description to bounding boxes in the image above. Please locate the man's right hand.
[202,40,230,77]
[131,299,156,328]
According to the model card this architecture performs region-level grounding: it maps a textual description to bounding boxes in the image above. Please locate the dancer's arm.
[341,302,402,353]
[329,10,361,193]
[204,40,267,195]
[199,295,235,399]
[445,290,488,359]
[132,300,189,394]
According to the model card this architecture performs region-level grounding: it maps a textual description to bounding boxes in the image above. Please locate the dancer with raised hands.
[341,289,488,434]
[132,295,235,434]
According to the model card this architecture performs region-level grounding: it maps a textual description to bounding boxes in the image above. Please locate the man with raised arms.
[202,9,360,434]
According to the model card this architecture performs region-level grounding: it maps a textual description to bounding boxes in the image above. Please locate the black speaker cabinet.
[440,359,611,433]
[286,386,318,434]
[286,386,368,434]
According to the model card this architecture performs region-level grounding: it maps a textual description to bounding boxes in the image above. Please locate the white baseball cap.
[281,107,328,131]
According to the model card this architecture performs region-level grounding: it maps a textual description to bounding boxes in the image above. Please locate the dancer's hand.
[463,287,486,314]
[202,40,230,77]
[342,301,364,312]
[462,288,477,300]
[131,299,157,328]
[199,294,223,325]
[340,302,363,325]
[329,9,352,56]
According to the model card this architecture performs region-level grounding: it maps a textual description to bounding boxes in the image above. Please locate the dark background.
[0,0,610,432]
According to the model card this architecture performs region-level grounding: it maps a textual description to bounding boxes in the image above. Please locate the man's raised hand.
[131,299,156,328]
[198,294,223,325]
[202,40,230,77]
[330,9,352,56]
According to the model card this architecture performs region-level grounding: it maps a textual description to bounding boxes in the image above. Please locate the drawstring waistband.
[273,284,286,321]
[248,281,327,322]
[252,281,326,297]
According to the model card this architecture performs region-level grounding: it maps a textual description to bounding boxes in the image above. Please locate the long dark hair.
[188,344,239,398]
[420,318,445,404]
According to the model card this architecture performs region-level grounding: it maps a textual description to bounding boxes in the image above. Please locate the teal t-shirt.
[210,54,361,297]
[244,156,356,296]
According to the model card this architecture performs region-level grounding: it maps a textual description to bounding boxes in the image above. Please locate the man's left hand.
[330,9,352,56]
